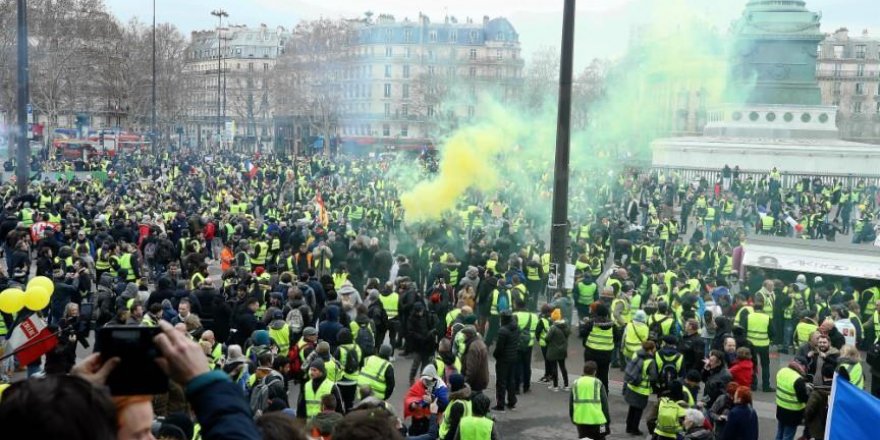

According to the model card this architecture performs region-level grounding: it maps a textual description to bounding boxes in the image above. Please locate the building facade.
[274,13,525,155]
[817,28,880,144]
[183,24,289,150]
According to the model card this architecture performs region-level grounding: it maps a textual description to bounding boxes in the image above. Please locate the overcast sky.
[107,0,878,71]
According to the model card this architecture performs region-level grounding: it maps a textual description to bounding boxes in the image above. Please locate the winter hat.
[271,309,284,320]
[633,310,648,323]
[461,314,478,325]
[378,344,394,359]
[337,328,353,345]
[310,358,326,375]
[421,364,439,381]
[368,290,380,303]
[550,308,562,322]
[594,303,610,318]
[448,373,466,393]
[252,330,271,346]
[316,341,331,355]
[303,327,318,337]
[254,266,265,276]
[225,344,247,365]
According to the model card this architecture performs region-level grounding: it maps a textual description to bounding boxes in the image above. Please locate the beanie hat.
[421,364,438,380]
[316,341,330,355]
[448,373,466,392]
[252,330,270,346]
[633,310,648,323]
[303,326,318,337]
[310,358,326,375]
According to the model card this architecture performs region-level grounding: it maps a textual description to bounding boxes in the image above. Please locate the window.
[402,84,410,99]
[263,63,269,71]
[832,99,840,107]
[428,65,435,76]
[496,49,503,60]
[429,31,437,42]
[857,64,865,77]
[449,31,457,42]
[854,102,862,113]
[403,65,410,78]
[248,62,253,71]
[496,67,501,78]
[385,46,393,57]
[382,124,390,136]
[385,65,392,78]
[405,47,411,58]
[384,83,391,98]
[833,81,842,93]
[404,29,412,43]
[401,104,408,117]
[401,124,408,137]
[469,66,476,77]
[469,31,478,43]
[856,45,867,59]
[816,45,822,58]
[833,45,844,59]
[467,105,475,118]
[428,50,435,60]
[384,29,393,42]
[856,83,865,95]
[384,103,391,117]
[833,63,842,77]
[469,49,477,60]
[427,105,435,117]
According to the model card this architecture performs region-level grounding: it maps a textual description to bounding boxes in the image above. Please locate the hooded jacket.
[493,314,520,362]
[545,320,570,361]
[462,332,490,391]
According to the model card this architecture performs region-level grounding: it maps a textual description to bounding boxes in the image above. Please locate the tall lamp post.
[549,0,576,293]
[211,9,228,150]
[151,0,157,155]
[15,0,29,196]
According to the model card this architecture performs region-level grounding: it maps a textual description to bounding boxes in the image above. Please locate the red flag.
[7,315,58,366]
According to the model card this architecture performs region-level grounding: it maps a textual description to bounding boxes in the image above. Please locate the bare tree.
[522,46,561,110]
[271,18,354,156]
[571,58,608,131]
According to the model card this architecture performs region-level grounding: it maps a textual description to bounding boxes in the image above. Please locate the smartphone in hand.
[96,327,168,396]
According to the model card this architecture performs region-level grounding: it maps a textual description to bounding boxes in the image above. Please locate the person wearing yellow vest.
[739,300,774,392]
[569,361,610,439]
[793,311,818,349]
[454,393,497,440]
[624,340,658,436]
[266,310,292,357]
[580,303,615,390]
[622,310,650,362]
[653,386,688,439]
[440,373,473,440]
[378,288,400,351]
[296,358,344,420]
[512,300,538,393]
[199,330,224,370]
[611,288,633,368]
[190,263,208,290]
[357,344,396,400]
[775,360,809,440]
[837,345,864,389]
[334,329,363,412]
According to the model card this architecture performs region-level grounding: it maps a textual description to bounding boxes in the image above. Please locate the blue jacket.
[721,403,759,440]
[186,371,261,440]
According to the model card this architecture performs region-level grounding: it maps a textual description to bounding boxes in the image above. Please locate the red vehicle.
[52,139,101,161]
[86,132,150,156]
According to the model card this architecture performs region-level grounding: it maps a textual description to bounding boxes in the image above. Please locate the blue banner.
[826,374,880,440]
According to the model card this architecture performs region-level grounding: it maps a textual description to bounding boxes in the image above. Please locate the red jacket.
[729,358,754,389]
[203,222,216,241]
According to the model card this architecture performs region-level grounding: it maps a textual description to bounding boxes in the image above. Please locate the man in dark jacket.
[492,310,520,411]
[231,298,259,346]
[148,277,177,308]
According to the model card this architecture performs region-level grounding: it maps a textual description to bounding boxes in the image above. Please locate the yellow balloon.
[24,286,51,312]
[27,276,55,296]
[0,288,25,314]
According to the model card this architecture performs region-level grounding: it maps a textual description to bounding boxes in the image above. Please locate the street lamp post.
[151,0,157,155]
[549,0,576,292]
[211,9,228,150]
[15,0,30,196]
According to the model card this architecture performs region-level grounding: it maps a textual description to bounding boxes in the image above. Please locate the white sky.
[107,0,879,71]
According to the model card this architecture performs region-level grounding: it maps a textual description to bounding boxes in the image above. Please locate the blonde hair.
[840,344,861,361]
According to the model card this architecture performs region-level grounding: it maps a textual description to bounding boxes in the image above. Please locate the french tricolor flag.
[245,160,258,178]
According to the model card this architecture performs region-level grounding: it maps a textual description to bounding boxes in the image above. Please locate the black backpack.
[649,316,669,341]
[339,345,360,375]
[518,314,533,350]
[656,352,681,389]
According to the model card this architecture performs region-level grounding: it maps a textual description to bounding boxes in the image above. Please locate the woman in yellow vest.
[453,393,497,440]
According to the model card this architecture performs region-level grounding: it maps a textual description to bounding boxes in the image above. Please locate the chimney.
[483,15,490,26]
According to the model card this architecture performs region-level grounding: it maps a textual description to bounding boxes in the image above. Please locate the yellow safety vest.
[623,322,648,358]
[513,311,538,348]
[268,323,291,355]
[379,293,399,319]
[358,355,391,399]
[458,416,494,440]
[840,360,864,389]
[655,397,686,439]
[304,379,335,419]
[571,375,607,425]
[626,356,654,396]
[775,367,805,411]
[746,311,771,347]
[585,325,614,351]
[439,400,472,439]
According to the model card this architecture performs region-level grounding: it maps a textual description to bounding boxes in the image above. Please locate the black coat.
[493,320,520,362]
